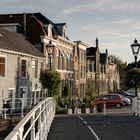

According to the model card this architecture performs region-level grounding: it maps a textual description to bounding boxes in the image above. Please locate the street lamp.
[46,40,55,70]
[130,39,140,97]
[130,38,140,66]
[46,40,55,97]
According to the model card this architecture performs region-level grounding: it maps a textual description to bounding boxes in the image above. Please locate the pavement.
[48,106,140,140]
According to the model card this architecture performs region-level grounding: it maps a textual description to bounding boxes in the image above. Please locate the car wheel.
[116,103,121,108]
[123,101,127,106]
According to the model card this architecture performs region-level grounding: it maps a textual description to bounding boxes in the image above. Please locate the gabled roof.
[32,13,61,36]
[0,28,44,58]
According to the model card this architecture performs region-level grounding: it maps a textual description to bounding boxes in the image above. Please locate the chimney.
[96,38,99,48]
[23,12,27,37]
[106,49,108,54]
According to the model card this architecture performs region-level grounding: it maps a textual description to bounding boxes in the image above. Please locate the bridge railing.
[132,97,140,116]
[5,97,55,140]
[0,97,48,119]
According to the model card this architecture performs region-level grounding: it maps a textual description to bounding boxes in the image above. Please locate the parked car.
[122,97,131,106]
[117,92,134,102]
[91,94,124,109]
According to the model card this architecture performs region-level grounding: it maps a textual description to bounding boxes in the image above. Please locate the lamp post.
[46,40,55,97]
[46,40,55,70]
[130,38,140,67]
[130,39,140,97]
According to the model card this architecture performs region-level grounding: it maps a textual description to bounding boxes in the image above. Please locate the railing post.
[3,99,7,119]
[38,108,42,140]
[34,90,37,105]
[18,126,24,140]
[21,98,24,118]
[31,114,35,140]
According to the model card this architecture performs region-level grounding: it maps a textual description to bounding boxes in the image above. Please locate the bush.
[56,105,67,114]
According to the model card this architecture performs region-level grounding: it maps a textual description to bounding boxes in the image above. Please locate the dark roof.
[100,53,107,64]
[86,47,97,56]
[32,13,61,36]
[0,12,66,38]
[0,28,44,57]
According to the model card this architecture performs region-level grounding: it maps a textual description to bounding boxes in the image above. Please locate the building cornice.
[56,35,75,47]
[0,48,45,60]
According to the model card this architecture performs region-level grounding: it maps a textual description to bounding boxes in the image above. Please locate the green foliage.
[86,80,97,99]
[40,70,61,96]
[56,105,67,114]
[113,80,118,92]
[125,68,140,89]
[109,55,127,69]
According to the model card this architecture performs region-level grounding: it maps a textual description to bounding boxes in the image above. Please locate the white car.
[122,97,131,106]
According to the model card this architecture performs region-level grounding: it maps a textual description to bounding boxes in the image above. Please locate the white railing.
[4,97,56,140]
[132,97,140,116]
[0,97,46,119]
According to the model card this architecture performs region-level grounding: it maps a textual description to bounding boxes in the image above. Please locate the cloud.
[60,0,140,16]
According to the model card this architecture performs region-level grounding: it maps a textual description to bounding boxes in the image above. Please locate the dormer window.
[48,24,52,38]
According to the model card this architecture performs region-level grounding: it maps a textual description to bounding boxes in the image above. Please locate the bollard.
[103,102,106,116]
[93,105,97,113]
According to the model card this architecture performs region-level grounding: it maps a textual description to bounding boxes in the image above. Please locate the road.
[48,107,140,140]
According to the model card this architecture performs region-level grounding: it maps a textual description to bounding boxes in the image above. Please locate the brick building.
[86,38,120,97]
[0,12,75,97]
[74,41,89,98]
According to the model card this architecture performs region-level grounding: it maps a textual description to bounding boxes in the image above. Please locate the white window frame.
[21,58,28,79]
[32,60,38,78]
[8,88,15,109]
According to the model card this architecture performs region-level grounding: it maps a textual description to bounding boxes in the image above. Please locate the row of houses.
[0,12,120,111]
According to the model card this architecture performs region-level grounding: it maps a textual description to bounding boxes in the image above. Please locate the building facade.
[0,28,45,112]
[86,38,120,97]
[74,41,88,98]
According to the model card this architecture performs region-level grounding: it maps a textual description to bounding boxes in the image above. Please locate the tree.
[125,68,140,96]
[86,80,96,99]
[40,70,61,97]
[109,55,127,90]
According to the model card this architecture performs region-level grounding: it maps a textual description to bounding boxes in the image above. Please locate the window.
[0,57,5,77]
[102,95,111,100]
[40,61,44,72]
[32,60,37,78]
[80,66,82,78]
[112,95,119,99]
[8,89,14,99]
[21,59,27,78]
[58,50,61,70]
[20,87,26,98]
[61,53,64,70]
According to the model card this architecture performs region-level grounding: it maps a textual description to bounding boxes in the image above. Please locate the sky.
[1,0,140,63]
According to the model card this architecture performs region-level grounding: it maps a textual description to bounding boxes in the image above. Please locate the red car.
[91,94,124,108]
